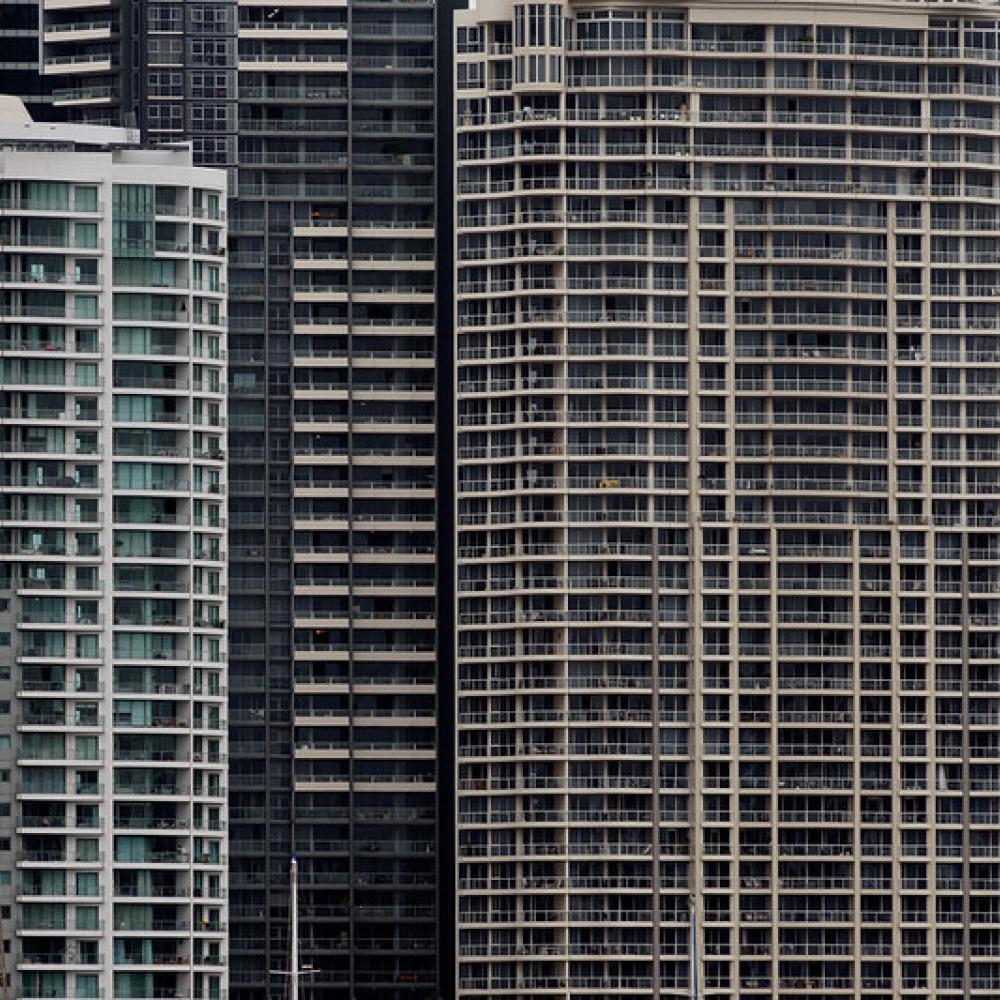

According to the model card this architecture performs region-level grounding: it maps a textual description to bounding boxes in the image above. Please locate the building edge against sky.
[0,102,228,1000]
[454,0,1000,996]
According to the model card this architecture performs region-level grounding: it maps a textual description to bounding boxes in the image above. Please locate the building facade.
[37,0,238,170]
[225,2,440,997]
[454,0,1000,995]
[0,109,228,1000]
[0,0,50,120]
[0,0,442,993]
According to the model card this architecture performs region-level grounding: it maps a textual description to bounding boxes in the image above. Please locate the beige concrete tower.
[454,1,1000,996]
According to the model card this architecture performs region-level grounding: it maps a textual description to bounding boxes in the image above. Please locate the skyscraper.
[454,1,1000,995]
[36,0,238,167]
[225,4,440,998]
[0,0,442,993]
[0,0,50,119]
[0,100,228,1000]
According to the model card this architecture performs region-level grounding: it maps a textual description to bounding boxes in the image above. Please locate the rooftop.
[0,93,139,149]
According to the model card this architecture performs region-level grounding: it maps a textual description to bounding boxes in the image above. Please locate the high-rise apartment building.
[0,101,228,1000]
[0,0,442,993]
[225,3,440,999]
[0,1,49,119]
[37,0,124,122]
[454,0,1000,995]
[37,0,237,168]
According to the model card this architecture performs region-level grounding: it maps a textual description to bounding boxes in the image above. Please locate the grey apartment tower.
[226,2,439,997]
[0,0,441,998]
[0,0,237,162]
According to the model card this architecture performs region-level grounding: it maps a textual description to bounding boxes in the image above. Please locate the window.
[193,136,232,166]
[74,297,98,320]
[148,2,182,30]
[149,35,183,62]
[74,223,98,248]
[75,839,99,862]
[148,70,184,97]
[75,973,99,997]
[575,8,646,50]
[74,259,98,285]
[191,71,229,98]
[190,103,229,128]
[191,5,230,30]
[75,634,99,659]
[113,185,155,255]
[190,39,230,66]
[457,26,482,52]
[528,3,545,44]
[149,102,185,130]
[77,805,98,828]
[114,257,176,287]
[75,328,98,352]
[75,873,99,897]
[24,181,68,211]
[73,186,98,212]
[457,62,484,88]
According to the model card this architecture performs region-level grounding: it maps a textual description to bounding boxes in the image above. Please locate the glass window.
[25,181,68,211]
[75,973,99,997]
[75,839,99,862]
[548,5,561,47]
[76,634,99,659]
[74,259,98,284]
[74,223,98,248]
[74,187,98,212]
[75,872,99,896]
[74,297,98,320]
[75,328,98,352]
[528,3,545,45]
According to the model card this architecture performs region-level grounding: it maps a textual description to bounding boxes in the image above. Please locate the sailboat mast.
[290,856,299,1000]
[690,894,699,1000]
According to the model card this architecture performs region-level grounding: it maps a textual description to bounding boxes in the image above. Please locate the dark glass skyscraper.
[0,0,49,117]
[226,2,439,997]
[36,0,237,164]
